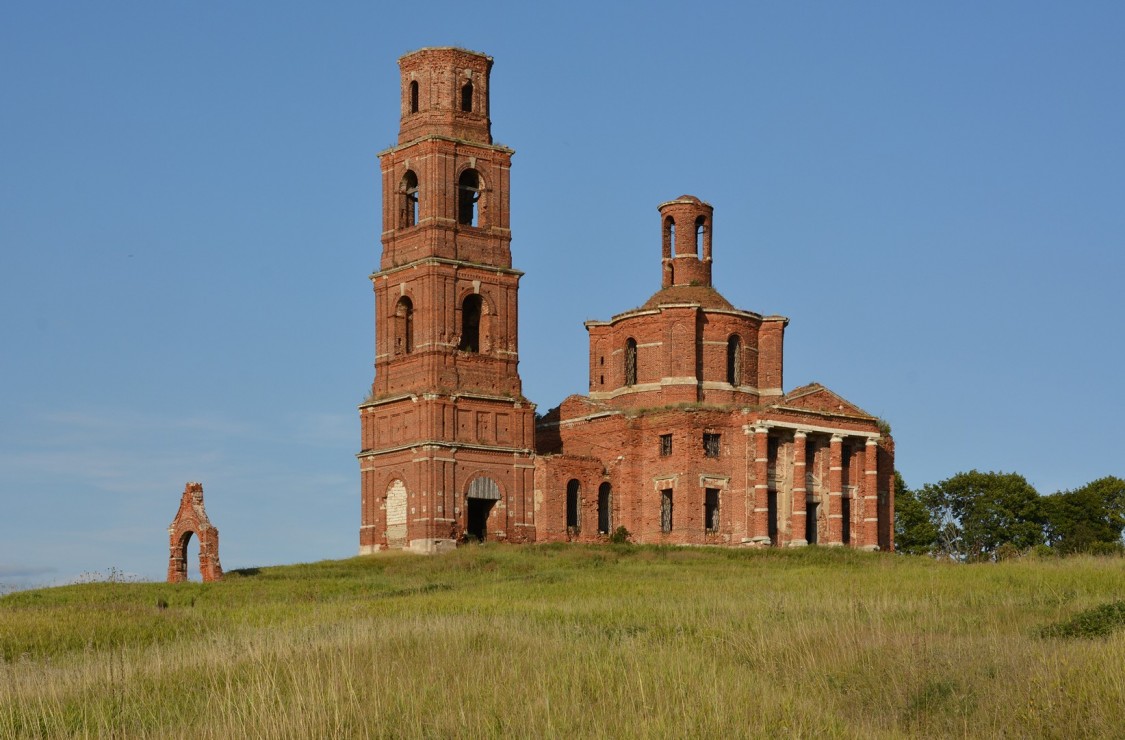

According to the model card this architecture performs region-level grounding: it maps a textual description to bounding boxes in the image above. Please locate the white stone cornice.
[357,441,535,458]
[755,419,880,440]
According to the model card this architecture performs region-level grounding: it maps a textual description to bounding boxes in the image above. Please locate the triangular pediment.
[779,383,873,418]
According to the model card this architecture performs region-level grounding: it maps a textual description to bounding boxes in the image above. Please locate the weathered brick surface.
[360,48,535,553]
[167,482,222,582]
[360,48,896,554]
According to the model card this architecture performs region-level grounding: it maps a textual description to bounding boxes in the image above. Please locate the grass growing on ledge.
[2,546,1124,737]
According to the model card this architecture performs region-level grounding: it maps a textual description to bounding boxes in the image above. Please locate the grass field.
[2,545,1124,738]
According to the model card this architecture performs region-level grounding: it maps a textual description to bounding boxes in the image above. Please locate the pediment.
[781,383,873,418]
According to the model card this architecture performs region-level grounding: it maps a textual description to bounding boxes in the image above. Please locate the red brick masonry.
[359,48,894,554]
[167,482,223,582]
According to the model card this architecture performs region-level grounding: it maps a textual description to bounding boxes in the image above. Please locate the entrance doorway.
[465,476,502,542]
[467,498,494,541]
[806,501,819,545]
[767,491,778,545]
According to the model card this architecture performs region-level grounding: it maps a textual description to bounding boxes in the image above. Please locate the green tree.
[893,471,937,555]
[1043,476,1125,554]
[919,470,1045,561]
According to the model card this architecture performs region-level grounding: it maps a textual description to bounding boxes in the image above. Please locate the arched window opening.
[695,216,706,255]
[409,80,419,113]
[597,483,611,534]
[566,479,580,533]
[458,169,480,226]
[394,297,414,354]
[459,294,482,352]
[400,170,419,228]
[624,338,637,386]
[662,216,675,259]
[461,81,473,112]
[726,335,741,386]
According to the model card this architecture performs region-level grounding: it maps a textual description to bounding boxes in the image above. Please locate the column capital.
[866,437,878,446]
[830,433,843,443]
[753,425,770,435]
[794,430,807,439]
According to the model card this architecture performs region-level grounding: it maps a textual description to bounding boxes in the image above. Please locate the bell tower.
[359,48,536,554]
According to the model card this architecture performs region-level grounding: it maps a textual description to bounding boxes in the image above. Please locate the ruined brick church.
[358,48,895,554]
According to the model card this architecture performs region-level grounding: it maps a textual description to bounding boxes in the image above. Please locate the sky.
[2,2,1123,589]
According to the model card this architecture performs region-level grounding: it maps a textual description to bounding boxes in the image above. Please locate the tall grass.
[2,546,1123,737]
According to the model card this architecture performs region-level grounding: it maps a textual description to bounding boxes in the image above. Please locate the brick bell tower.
[358,48,537,554]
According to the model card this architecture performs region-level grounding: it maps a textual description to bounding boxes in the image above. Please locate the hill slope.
[2,545,1124,737]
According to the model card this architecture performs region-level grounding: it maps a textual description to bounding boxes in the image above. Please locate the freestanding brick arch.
[167,482,222,583]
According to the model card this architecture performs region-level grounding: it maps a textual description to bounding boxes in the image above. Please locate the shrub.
[1086,541,1124,557]
[1041,600,1125,639]
[609,526,631,544]
[993,543,1021,562]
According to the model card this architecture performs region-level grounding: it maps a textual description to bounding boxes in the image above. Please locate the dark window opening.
[806,500,819,545]
[394,297,414,354]
[842,496,851,545]
[625,338,637,386]
[409,80,419,113]
[461,81,473,112]
[694,216,706,255]
[458,169,480,226]
[400,171,419,228]
[703,433,721,458]
[599,374,604,385]
[660,488,673,533]
[566,479,580,533]
[768,491,778,546]
[726,335,741,386]
[459,294,482,352]
[597,483,611,534]
[659,433,672,457]
[705,488,720,533]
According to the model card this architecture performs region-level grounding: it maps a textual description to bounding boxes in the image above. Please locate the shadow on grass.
[227,568,261,577]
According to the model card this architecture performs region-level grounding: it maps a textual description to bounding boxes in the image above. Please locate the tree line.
[894,471,1125,560]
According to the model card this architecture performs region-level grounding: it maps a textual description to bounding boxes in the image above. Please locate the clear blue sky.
[2,2,1123,587]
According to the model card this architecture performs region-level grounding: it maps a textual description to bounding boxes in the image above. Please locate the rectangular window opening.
[660,488,673,533]
[704,488,720,533]
[659,433,672,457]
[703,432,721,458]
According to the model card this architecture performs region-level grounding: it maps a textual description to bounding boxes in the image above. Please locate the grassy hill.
[2,545,1124,737]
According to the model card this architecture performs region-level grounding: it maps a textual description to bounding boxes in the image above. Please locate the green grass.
[2,545,1124,737]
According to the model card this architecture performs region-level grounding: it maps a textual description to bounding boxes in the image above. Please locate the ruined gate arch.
[167,482,222,583]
